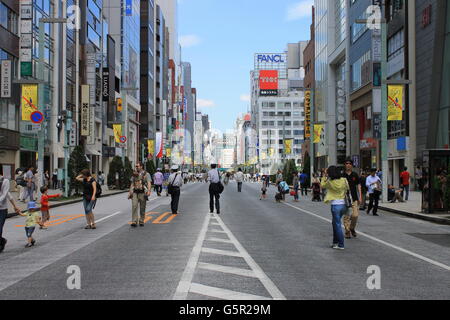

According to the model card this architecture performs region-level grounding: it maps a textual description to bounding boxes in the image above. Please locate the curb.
[379,205,450,225]
[6,190,128,219]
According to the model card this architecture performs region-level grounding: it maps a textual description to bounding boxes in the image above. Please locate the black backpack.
[16,174,26,187]
[95,179,102,198]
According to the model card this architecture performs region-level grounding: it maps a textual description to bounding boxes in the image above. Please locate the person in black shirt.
[342,159,362,238]
[76,169,98,229]
[359,171,368,210]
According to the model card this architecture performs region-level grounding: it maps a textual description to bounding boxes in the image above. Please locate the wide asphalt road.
[0,180,449,300]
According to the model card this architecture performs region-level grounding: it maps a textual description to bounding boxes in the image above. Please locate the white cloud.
[197,99,215,108]
[240,94,251,102]
[286,0,314,21]
[179,34,202,48]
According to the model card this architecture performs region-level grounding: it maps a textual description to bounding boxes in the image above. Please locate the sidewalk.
[378,191,450,225]
[6,185,127,218]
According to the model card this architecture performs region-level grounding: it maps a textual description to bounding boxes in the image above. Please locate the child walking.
[40,186,61,229]
[19,201,43,248]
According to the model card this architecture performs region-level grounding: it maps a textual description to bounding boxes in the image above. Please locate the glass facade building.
[436,3,450,148]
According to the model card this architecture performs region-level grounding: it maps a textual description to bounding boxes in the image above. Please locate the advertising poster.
[388,85,403,121]
[147,139,154,158]
[113,124,122,143]
[21,84,38,121]
[313,124,324,144]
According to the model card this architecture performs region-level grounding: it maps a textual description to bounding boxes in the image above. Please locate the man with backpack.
[1,168,24,253]
[128,162,152,227]
[168,165,183,215]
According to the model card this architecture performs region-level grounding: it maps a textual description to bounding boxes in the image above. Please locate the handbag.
[216,169,224,194]
[290,190,296,196]
[168,173,179,195]
[344,180,352,208]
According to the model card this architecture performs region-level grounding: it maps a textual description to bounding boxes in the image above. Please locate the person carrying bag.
[168,165,183,215]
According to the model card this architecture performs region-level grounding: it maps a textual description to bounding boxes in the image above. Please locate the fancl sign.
[256,54,285,63]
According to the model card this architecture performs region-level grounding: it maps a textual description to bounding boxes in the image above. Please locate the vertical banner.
[147,139,154,158]
[284,139,293,155]
[113,124,122,143]
[304,90,311,139]
[313,124,324,144]
[125,0,133,16]
[166,148,172,158]
[81,85,90,136]
[388,85,403,121]
[155,132,163,159]
[21,84,38,121]
[1,60,11,98]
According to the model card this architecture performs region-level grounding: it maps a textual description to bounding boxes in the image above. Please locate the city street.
[1,181,449,300]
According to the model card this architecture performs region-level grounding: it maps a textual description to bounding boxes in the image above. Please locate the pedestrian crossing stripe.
[127,211,178,225]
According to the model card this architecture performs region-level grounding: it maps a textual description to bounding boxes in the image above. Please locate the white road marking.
[95,211,122,223]
[208,229,227,234]
[205,237,233,244]
[197,262,258,278]
[173,212,211,300]
[213,214,286,300]
[189,283,271,300]
[201,247,243,258]
[284,202,450,272]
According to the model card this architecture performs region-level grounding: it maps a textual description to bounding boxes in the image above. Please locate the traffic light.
[56,110,67,130]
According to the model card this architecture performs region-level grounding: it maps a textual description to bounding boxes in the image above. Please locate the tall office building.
[251,49,306,174]
[104,0,141,165]
[0,0,19,178]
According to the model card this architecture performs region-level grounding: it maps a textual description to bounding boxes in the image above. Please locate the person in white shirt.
[235,168,244,192]
[208,164,221,214]
[366,168,382,216]
[1,170,22,253]
[168,166,183,215]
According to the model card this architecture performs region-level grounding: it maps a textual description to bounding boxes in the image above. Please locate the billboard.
[259,70,278,96]
[304,90,311,139]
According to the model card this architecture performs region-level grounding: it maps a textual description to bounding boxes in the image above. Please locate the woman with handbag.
[320,166,350,250]
[168,165,183,215]
[366,168,382,216]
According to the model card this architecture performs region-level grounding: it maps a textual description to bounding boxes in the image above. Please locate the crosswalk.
[174,213,286,300]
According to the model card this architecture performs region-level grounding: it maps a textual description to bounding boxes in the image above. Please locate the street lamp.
[37,17,69,197]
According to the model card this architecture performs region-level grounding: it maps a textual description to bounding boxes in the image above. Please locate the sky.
[178,0,314,133]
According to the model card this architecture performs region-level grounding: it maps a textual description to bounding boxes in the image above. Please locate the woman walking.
[292,172,299,202]
[321,166,350,250]
[260,175,268,200]
[76,169,98,229]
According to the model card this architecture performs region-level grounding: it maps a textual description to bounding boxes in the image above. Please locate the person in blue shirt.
[299,170,309,196]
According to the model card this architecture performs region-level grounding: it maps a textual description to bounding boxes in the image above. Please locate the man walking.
[235,168,244,192]
[299,170,309,196]
[1,168,22,253]
[343,158,362,238]
[153,168,164,196]
[168,166,183,215]
[129,162,151,227]
[366,168,382,216]
[400,167,410,201]
[208,164,221,214]
[25,166,36,201]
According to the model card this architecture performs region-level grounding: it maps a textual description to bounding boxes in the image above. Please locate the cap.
[344,157,353,165]
[171,165,179,171]
[156,168,161,171]
[27,201,38,210]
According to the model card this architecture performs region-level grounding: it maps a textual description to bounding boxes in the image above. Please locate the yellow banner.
[388,85,403,121]
[166,148,171,158]
[268,147,274,157]
[147,140,154,157]
[313,124,324,143]
[113,124,122,143]
[304,91,311,139]
[284,139,293,155]
[21,84,38,121]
